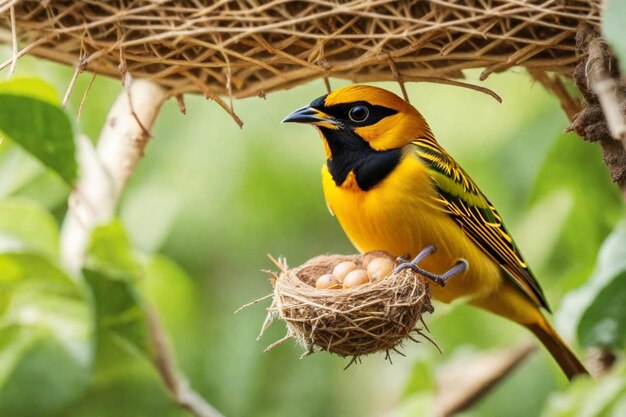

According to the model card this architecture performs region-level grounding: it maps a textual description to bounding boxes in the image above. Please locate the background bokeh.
[0,46,624,417]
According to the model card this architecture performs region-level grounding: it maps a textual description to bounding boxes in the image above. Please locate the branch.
[59,79,225,417]
[585,348,617,378]
[568,24,626,195]
[60,79,166,269]
[149,309,225,417]
[433,342,536,417]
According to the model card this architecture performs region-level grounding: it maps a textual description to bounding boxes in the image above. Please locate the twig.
[264,333,291,352]
[175,94,187,115]
[433,341,536,417]
[63,57,88,107]
[323,77,331,93]
[0,0,18,17]
[120,68,152,138]
[405,75,503,103]
[77,71,97,122]
[256,296,277,341]
[7,5,16,77]
[388,57,410,103]
[234,292,273,314]
[148,309,226,417]
[415,328,441,354]
[267,254,288,273]
[0,35,51,72]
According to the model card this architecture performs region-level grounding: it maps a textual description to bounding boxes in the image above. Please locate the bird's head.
[283,85,433,157]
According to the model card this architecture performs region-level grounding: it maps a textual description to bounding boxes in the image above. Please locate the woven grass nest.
[257,251,433,361]
[0,1,602,104]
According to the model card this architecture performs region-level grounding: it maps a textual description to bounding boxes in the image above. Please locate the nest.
[259,253,433,361]
[0,1,603,103]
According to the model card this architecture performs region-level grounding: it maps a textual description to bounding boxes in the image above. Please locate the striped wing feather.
[412,138,550,311]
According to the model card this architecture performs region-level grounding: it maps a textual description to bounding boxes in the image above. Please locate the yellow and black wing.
[412,137,550,311]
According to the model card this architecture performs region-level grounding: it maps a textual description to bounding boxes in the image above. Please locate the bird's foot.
[393,245,468,287]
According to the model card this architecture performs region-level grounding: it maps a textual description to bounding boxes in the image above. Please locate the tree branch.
[149,309,225,417]
[60,79,166,269]
[433,342,537,417]
[59,79,225,417]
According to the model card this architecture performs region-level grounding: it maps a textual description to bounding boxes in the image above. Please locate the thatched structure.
[0,1,602,101]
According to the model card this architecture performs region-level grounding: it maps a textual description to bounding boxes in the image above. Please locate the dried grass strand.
[7,4,16,76]
[77,71,98,123]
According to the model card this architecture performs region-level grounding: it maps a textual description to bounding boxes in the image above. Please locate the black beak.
[282,106,336,126]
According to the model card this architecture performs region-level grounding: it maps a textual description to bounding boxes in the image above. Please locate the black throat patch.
[320,127,402,191]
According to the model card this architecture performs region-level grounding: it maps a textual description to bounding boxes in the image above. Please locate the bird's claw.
[393,245,468,287]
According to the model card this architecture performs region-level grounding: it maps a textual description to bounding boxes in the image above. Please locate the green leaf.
[56,329,183,417]
[530,133,622,290]
[402,360,435,397]
[0,199,59,258]
[86,220,141,277]
[0,253,80,296]
[0,326,90,417]
[0,92,76,185]
[578,272,626,349]
[0,254,89,361]
[0,78,67,197]
[0,253,90,417]
[0,143,45,198]
[559,221,626,348]
[142,255,197,329]
[0,77,60,104]
[541,364,626,417]
[11,168,71,209]
[83,268,148,356]
[603,0,626,67]
[394,393,434,417]
[83,221,148,356]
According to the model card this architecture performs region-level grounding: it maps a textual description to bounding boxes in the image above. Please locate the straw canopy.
[0,1,603,101]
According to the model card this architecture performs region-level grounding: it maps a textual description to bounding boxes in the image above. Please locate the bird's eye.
[348,105,369,123]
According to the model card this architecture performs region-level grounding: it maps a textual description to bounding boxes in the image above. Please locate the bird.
[283,84,588,380]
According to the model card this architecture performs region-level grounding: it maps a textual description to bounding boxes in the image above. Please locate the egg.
[367,257,394,282]
[315,274,341,289]
[332,261,357,283]
[360,251,390,267]
[343,269,370,288]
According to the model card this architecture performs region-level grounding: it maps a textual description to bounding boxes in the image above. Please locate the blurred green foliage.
[85,221,149,357]
[574,223,626,350]
[0,78,76,184]
[541,364,626,417]
[603,0,626,65]
[0,48,624,417]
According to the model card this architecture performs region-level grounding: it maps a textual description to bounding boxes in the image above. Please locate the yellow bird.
[283,85,588,380]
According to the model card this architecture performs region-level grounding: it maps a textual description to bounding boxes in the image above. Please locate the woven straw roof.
[0,1,603,102]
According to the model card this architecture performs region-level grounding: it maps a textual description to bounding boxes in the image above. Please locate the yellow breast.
[321,153,503,303]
